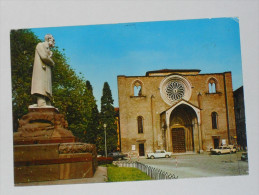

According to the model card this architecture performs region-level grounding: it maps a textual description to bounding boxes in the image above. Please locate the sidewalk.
[15,166,107,186]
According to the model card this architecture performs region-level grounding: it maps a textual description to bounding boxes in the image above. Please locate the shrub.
[97,156,114,165]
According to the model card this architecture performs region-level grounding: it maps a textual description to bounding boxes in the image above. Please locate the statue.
[13,34,98,183]
[15,33,75,142]
[31,34,55,107]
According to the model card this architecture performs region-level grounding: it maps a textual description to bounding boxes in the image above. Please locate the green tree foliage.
[11,29,39,131]
[11,29,96,142]
[97,82,118,154]
[84,80,99,144]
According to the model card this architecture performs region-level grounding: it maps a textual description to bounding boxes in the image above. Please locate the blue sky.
[31,17,243,109]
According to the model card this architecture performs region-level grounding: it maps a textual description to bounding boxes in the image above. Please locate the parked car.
[227,145,237,153]
[241,152,248,161]
[210,146,232,155]
[147,150,172,159]
[108,152,127,161]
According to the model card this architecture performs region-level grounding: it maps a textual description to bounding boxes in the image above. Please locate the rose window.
[160,75,192,105]
[165,81,185,101]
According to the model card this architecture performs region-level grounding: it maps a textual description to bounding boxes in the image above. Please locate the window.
[160,75,192,105]
[208,78,217,93]
[165,81,185,101]
[209,83,216,93]
[134,86,142,96]
[211,112,218,129]
[133,81,142,96]
[137,116,143,133]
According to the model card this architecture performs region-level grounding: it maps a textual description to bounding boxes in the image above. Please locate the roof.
[145,69,201,76]
[234,86,243,95]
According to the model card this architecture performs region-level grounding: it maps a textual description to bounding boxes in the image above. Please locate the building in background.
[117,69,237,156]
[234,86,247,150]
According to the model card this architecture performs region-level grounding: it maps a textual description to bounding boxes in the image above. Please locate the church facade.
[117,69,237,156]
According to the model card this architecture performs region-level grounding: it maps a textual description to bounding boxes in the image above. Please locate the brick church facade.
[117,69,237,156]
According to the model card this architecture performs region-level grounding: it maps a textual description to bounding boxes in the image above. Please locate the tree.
[84,80,99,144]
[97,82,118,154]
[11,29,40,131]
[10,29,96,142]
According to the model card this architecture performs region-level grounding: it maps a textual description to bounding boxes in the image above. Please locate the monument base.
[14,143,97,183]
[13,107,97,184]
[13,107,75,145]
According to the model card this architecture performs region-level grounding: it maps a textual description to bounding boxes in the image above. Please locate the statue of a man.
[31,34,55,107]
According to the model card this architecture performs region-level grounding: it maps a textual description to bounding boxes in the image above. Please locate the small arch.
[211,112,218,129]
[208,78,217,93]
[133,80,143,96]
[137,116,144,133]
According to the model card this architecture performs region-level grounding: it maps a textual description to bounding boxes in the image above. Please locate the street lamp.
[104,123,107,158]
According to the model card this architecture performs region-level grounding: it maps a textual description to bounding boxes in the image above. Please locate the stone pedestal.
[14,143,97,183]
[14,107,75,144]
[13,107,97,184]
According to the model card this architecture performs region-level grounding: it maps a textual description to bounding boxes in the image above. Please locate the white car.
[227,145,237,153]
[210,146,231,155]
[147,150,172,159]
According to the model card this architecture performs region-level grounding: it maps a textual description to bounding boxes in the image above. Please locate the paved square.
[134,152,248,179]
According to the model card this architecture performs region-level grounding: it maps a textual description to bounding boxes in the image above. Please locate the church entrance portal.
[169,104,197,153]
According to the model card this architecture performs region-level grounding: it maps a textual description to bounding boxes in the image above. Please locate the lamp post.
[104,123,107,158]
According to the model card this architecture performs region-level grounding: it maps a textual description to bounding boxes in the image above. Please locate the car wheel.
[151,155,155,159]
[165,155,169,158]
[218,152,221,155]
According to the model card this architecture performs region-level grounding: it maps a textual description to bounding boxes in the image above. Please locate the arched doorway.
[170,104,197,153]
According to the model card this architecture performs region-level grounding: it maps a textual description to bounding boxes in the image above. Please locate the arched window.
[133,81,142,96]
[208,78,217,93]
[137,116,144,133]
[211,112,218,129]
